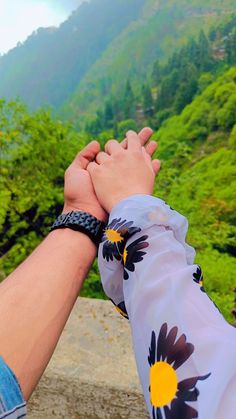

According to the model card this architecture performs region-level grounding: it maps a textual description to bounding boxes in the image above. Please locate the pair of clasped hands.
[63,127,161,222]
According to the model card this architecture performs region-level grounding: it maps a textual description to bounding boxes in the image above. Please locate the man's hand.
[87,130,161,213]
[63,141,107,222]
[63,127,158,220]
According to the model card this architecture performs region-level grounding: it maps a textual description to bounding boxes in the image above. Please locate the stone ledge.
[28,297,149,418]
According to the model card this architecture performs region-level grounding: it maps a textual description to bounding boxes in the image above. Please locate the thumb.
[73,141,100,169]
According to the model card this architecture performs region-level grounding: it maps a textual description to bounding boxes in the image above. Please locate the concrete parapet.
[28,297,149,418]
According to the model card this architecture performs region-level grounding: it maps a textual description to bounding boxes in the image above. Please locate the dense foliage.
[0,100,106,297]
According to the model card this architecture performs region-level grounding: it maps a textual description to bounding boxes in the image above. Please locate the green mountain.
[0,0,235,117]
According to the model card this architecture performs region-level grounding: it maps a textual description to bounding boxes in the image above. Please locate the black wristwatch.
[50,211,105,246]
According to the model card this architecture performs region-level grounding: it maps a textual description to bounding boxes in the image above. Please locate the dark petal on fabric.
[135,241,149,251]
[177,374,211,403]
[168,334,194,370]
[107,218,122,230]
[192,266,206,294]
[177,373,211,402]
[152,406,156,419]
[157,323,168,361]
[177,387,199,402]
[124,269,129,280]
[163,405,173,419]
[126,235,149,250]
[156,408,163,419]
[152,407,163,419]
[125,237,149,265]
[126,246,148,265]
[117,301,129,319]
[148,331,156,366]
[117,240,126,256]
[198,373,211,381]
[103,242,122,262]
[126,262,136,273]
[178,377,199,392]
[129,251,147,264]
[103,244,114,261]
[163,407,169,419]
[127,226,142,237]
[118,220,133,231]
[193,266,202,283]
[118,301,128,315]
[114,218,127,230]
[123,235,149,276]
[165,326,178,360]
[136,235,149,244]
[166,398,198,419]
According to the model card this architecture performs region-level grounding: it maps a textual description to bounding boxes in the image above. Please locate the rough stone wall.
[28,298,149,418]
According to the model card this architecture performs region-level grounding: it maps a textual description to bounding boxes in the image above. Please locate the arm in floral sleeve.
[98,194,236,419]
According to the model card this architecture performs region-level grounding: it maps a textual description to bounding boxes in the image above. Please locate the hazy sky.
[0,0,85,54]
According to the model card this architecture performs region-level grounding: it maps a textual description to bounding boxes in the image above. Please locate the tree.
[156,70,178,111]
[226,29,236,65]
[103,102,114,129]
[142,85,154,118]
[174,63,198,113]
[123,80,136,120]
[152,60,162,86]
[198,30,212,72]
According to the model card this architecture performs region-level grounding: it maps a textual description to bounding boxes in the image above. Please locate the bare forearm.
[0,229,96,400]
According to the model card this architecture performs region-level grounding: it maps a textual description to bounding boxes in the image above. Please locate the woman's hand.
[87,130,161,213]
[63,127,159,218]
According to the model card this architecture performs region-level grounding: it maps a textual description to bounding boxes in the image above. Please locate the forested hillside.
[0,0,236,322]
[86,14,236,135]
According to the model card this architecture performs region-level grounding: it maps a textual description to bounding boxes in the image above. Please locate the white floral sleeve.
[98,194,236,419]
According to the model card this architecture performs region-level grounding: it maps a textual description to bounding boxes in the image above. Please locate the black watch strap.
[50,211,105,245]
